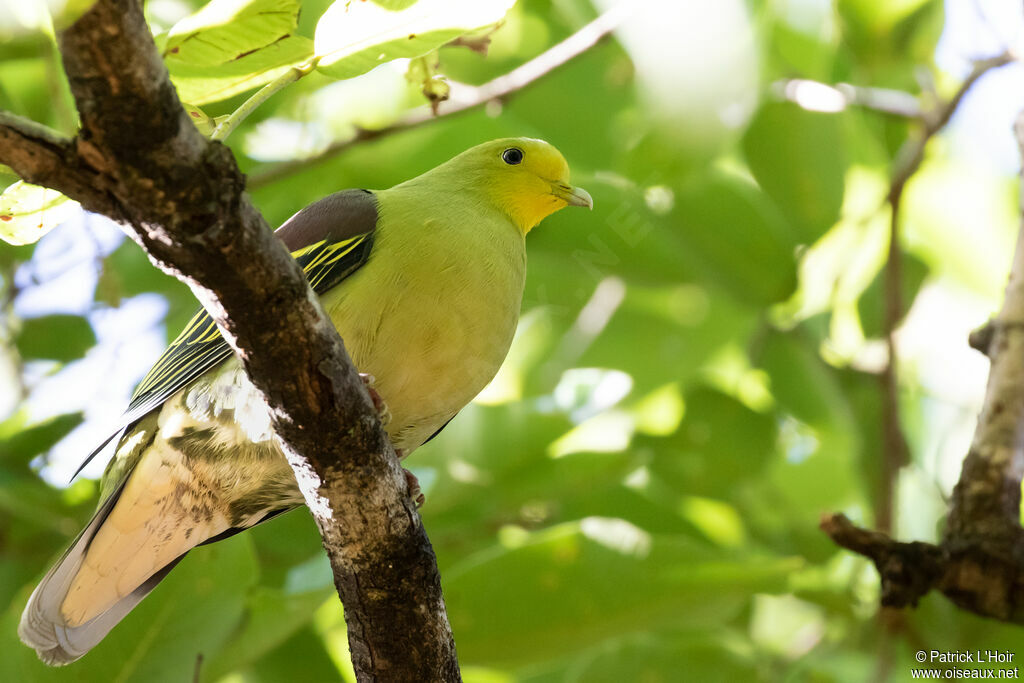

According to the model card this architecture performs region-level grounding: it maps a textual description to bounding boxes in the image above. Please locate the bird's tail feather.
[17,479,186,666]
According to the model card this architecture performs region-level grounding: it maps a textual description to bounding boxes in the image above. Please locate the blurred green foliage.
[1,0,1022,681]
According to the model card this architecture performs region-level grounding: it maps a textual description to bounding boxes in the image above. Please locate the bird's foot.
[404,467,425,508]
[359,373,391,426]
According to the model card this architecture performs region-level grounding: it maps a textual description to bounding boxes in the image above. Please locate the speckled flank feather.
[19,361,304,664]
[20,138,584,665]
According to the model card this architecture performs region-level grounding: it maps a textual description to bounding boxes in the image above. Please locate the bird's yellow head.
[438,137,593,234]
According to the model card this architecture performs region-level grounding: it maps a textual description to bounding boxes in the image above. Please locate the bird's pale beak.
[552,182,594,210]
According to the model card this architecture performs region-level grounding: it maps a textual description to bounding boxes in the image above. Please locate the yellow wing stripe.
[128,232,372,408]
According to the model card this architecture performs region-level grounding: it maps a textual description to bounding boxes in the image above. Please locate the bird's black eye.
[502,147,524,165]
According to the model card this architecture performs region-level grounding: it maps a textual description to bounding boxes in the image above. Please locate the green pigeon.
[18,137,593,665]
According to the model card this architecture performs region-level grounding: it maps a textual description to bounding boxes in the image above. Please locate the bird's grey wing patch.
[276,188,378,250]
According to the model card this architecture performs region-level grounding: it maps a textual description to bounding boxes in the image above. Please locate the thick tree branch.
[777,62,1013,537]
[0,112,116,216]
[1,0,459,679]
[943,107,1024,567]
[249,3,631,188]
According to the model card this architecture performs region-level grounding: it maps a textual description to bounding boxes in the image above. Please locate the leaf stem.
[211,59,319,142]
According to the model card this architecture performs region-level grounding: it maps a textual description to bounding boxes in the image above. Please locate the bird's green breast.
[98,183,528,515]
[319,185,527,450]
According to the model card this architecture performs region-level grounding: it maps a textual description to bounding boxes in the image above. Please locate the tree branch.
[1,0,459,678]
[877,52,1011,533]
[887,52,1012,202]
[943,106,1024,563]
[0,112,116,217]
[248,3,631,189]
[822,97,1024,625]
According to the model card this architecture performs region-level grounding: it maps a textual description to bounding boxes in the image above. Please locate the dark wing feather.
[422,415,455,446]
[73,190,378,478]
[124,230,374,420]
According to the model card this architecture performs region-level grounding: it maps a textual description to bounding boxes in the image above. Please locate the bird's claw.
[404,468,425,508]
[359,373,391,426]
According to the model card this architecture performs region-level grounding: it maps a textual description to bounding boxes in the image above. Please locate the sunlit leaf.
[314,0,515,80]
[164,0,300,66]
[169,35,314,105]
[181,102,217,137]
[837,0,944,84]
[0,182,78,246]
[371,0,418,9]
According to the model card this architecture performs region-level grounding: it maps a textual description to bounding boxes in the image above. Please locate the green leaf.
[314,0,514,80]
[754,330,861,530]
[0,182,79,246]
[169,35,314,105]
[164,0,301,66]
[756,330,855,434]
[205,587,332,680]
[837,0,944,85]
[103,240,176,298]
[856,253,929,338]
[672,174,799,306]
[446,520,799,667]
[371,0,418,9]
[572,290,755,396]
[15,314,95,362]
[234,625,343,682]
[766,20,836,81]
[742,102,847,243]
[650,387,777,498]
[568,635,759,683]
[0,413,82,462]
[181,102,216,137]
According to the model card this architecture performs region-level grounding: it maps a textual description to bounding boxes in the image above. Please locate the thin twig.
[248,3,632,188]
[888,52,1012,201]
[771,79,923,118]
[877,195,907,535]
[877,51,1012,533]
[212,61,317,142]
